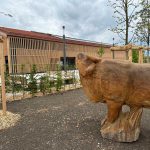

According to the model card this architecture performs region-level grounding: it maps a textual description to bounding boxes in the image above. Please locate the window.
[60,57,75,70]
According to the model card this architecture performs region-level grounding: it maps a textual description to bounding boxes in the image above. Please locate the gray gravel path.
[0,89,150,150]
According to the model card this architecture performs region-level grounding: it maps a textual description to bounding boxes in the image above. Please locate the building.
[0,27,126,73]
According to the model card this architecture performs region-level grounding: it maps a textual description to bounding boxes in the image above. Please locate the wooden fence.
[110,44,150,63]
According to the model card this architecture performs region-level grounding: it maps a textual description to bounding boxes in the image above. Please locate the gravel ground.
[0,89,149,150]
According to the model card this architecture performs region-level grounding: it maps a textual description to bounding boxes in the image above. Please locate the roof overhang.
[0,26,112,48]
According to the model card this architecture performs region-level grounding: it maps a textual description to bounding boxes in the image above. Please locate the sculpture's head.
[76,53,101,77]
[76,53,103,103]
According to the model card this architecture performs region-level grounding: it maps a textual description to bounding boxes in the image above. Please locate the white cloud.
[0,0,116,44]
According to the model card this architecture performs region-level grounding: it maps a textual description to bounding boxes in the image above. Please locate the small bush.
[4,71,11,92]
[11,77,23,92]
[5,69,27,93]
[28,64,38,96]
[39,75,51,95]
[132,49,139,63]
[55,64,63,91]
[98,47,104,57]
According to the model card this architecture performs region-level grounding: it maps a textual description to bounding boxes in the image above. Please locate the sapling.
[28,64,38,96]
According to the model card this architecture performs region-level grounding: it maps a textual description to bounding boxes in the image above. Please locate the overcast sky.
[0,0,119,44]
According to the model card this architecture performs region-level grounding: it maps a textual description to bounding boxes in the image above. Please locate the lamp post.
[112,37,115,59]
[62,26,66,71]
[113,37,115,46]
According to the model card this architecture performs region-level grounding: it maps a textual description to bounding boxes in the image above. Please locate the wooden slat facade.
[0,27,128,74]
[9,37,59,73]
[3,36,127,73]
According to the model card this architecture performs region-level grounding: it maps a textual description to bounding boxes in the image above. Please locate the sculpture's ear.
[85,63,96,75]
[77,53,86,60]
[77,53,101,63]
[76,53,101,76]
[85,55,101,75]
[86,55,101,63]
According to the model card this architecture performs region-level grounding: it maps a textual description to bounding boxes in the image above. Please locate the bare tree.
[108,0,138,45]
[0,12,13,17]
[134,0,150,47]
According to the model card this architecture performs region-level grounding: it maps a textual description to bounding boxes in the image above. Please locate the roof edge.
[0,26,112,48]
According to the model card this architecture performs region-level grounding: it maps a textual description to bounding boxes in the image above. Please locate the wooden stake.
[128,49,132,62]
[0,37,7,115]
[125,51,128,60]
[111,50,115,59]
[138,49,143,64]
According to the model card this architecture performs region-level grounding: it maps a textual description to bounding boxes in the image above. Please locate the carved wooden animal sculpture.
[76,53,150,142]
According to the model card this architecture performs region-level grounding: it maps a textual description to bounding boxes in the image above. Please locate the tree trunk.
[147,0,150,62]
[125,0,129,45]
[147,21,150,62]
[148,20,150,47]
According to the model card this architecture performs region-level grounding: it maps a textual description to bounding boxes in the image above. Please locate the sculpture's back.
[100,60,150,108]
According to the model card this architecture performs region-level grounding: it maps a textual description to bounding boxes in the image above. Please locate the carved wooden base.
[100,107,143,142]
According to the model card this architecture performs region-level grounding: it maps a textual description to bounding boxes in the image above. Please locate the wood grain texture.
[77,53,150,142]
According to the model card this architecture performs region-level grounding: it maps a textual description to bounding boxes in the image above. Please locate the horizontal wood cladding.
[7,36,124,73]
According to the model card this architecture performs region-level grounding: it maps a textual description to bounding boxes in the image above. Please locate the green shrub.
[132,49,139,63]
[11,76,23,92]
[28,64,37,96]
[4,71,11,92]
[55,64,63,91]
[98,47,104,57]
[5,68,28,93]
[39,75,51,95]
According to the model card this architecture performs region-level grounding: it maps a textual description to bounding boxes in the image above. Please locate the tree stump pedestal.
[100,107,143,142]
